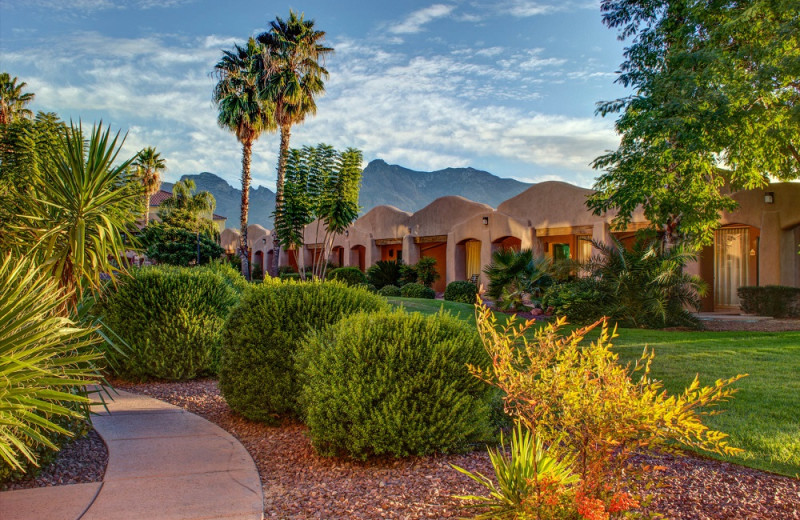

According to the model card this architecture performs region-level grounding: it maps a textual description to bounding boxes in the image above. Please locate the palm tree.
[157,178,217,236]
[133,146,166,225]
[213,38,276,280]
[256,11,333,276]
[0,72,35,125]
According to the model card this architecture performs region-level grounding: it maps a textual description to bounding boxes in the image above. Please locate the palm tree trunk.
[271,124,291,277]
[240,139,252,280]
[144,192,151,225]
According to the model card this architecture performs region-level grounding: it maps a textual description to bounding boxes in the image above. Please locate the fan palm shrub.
[587,232,706,328]
[366,260,402,289]
[0,254,103,477]
[483,249,553,309]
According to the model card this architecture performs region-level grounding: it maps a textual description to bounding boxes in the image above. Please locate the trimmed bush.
[279,272,302,281]
[204,260,250,293]
[298,310,494,459]
[327,266,367,286]
[542,278,612,324]
[444,281,478,304]
[378,284,401,297]
[219,281,388,421]
[401,282,436,299]
[100,265,239,380]
[738,285,800,318]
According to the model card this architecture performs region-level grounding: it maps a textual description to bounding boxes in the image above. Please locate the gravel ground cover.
[1,428,107,491]
[114,379,800,520]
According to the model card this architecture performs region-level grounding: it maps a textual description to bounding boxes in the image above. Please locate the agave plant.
[453,422,579,519]
[0,254,103,472]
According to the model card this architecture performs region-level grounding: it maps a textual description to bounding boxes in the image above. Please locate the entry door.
[714,228,749,310]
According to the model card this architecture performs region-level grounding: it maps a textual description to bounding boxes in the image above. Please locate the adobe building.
[240,181,800,312]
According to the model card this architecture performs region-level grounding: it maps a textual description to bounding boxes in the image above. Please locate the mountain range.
[163,159,533,229]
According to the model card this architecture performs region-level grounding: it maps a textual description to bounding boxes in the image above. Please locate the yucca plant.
[1,121,141,306]
[0,254,103,473]
[453,422,579,519]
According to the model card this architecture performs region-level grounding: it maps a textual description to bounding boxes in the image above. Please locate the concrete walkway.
[0,389,264,520]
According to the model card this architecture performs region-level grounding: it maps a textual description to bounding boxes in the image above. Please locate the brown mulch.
[701,318,800,332]
[114,379,800,520]
[1,428,107,491]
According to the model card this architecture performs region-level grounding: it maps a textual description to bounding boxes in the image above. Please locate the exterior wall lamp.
[482,216,489,225]
[345,229,349,237]
[764,192,775,204]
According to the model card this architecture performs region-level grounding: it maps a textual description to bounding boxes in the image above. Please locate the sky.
[0,0,630,192]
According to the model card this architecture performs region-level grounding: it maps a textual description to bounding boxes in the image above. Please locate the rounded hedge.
[219,280,389,422]
[327,267,367,286]
[444,281,478,304]
[298,310,494,459]
[100,265,239,381]
[377,284,401,297]
[400,282,436,299]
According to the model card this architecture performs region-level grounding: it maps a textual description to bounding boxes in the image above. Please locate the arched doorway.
[350,245,366,271]
[713,225,759,311]
[491,235,522,253]
[455,239,482,281]
[253,251,264,276]
[331,246,344,267]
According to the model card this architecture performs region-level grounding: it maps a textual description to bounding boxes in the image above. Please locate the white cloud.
[500,0,597,17]
[389,4,456,34]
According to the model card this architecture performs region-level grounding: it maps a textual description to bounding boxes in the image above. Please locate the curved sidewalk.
[1,389,264,520]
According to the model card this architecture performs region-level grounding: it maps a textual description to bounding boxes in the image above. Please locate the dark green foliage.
[399,263,418,286]
[279,272,302,281]
[219,281,389,421]
[367,260,402,289]
[100,265,239,380]
[542,278,613,325]
[326,266,367,286]
[203,260,249,293]
[139,223,224,266]
[401,282,436,299]
[444,281,478,304]
[251,263,264,281]
[378,284,401,297]
[278,265,297,275]
[298,310,494,459]
[483,249,553,301]
[738,286,800,318]
[415,257,440,288]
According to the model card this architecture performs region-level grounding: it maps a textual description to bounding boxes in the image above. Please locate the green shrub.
[401,282,436,299]
[279,272,302,281]
[444,281,478,304]
[738,285,800,318]
[278,265,298,275]
[251,263,264,281]
[415,256,441,288]
[298,309,494,459]
[542,278,612,324]
[139,223,224,266]
[219,281,388,421]
[327,266,367,286]
[367,260,402,289]
[204,260,249,293]
[100,265,239,380]
[378,284,401,297]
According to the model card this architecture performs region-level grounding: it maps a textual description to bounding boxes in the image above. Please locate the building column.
[446,232,456,286]
[531,228,545,257]
[759,211,781,285]
[480,235,493,290]
[402,234,419,265]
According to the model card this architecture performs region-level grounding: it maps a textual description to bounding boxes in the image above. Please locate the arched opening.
[253,250,264,276]
[708,224,760,311]
[416,237,447,293]
[455,239,482,281]
[266,250,275,276]
[350,245,366,271]
[491,235,522,254]
[331,246,344,267]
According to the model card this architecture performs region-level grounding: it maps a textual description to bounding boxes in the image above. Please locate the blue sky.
[1,0,629,191]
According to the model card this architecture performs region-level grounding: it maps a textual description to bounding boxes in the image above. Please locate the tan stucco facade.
[227,181,800,311]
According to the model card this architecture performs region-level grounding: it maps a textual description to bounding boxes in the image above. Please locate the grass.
[387,297,800,478]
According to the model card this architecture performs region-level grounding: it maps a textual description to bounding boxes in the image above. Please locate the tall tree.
[589,0,799,247]
[132,146,166,225]
[157,178,217,236]
[213,37,276,280]
[0,72,35,125]
[256,11,333,276]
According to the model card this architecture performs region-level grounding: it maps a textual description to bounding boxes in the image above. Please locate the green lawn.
[387,297,800,477]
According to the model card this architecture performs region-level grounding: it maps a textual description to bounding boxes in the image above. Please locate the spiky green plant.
[0,254,103,473]
[483,249,553,302]
[1,121,141,304]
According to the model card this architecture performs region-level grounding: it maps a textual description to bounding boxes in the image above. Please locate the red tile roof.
[149,190,173,207]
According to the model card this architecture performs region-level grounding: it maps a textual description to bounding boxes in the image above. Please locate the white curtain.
[714,228,749,309]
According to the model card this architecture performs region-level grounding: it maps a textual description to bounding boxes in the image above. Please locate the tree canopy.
[589,0,799,247]
[157,178,217,237]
